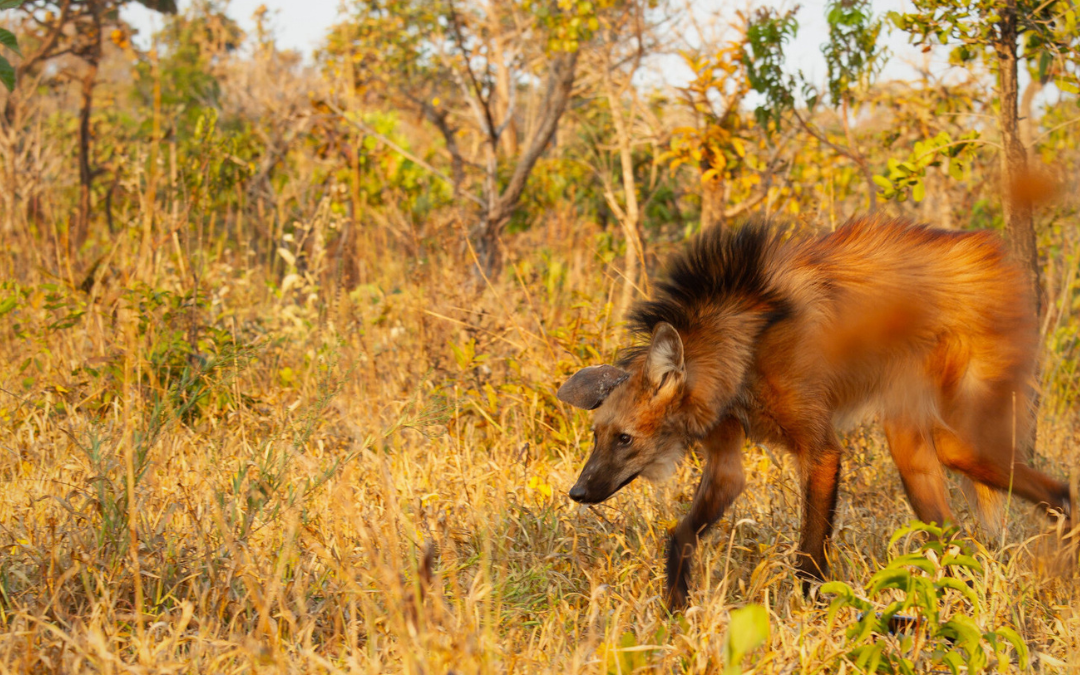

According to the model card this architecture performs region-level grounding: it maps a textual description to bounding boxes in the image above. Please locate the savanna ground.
[1,0,1080,672]
[2,209,1078,673]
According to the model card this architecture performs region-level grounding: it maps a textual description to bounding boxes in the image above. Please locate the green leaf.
[1057,78,1079,95]
[0,1,25,9]
[889,520,943,547]
[994,627,1029,670]
[0,27,19,56]
[934,576,979,607]
[0,55,12,92]
[912,179,925,202]
[942,614,983,651]
[135,0,178,12]
[869,568,912,597]
[940,553,983,573]
[1039,51,1052,82]
[948,159,965,180]
[821,580,854,597]
[942,651,964,675]
[0,295,16,315]
[724,604,770,675]
[885,552,937,575]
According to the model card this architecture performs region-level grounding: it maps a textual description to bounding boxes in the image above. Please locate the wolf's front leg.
[665,416,746,609]
[795,436,843,594]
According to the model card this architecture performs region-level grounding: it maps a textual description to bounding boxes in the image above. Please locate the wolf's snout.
[568,483,588,502]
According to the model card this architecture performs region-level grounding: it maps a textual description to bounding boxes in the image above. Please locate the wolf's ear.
[557,365,630,410]
[645,322,685,395]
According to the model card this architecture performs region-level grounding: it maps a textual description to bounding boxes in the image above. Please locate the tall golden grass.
[1,197,1077,674]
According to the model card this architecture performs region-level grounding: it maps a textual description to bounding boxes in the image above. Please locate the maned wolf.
[558,217,1073,608]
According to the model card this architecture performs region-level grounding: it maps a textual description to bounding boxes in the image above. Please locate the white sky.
[116,0,943,90]
[122,0,342,57]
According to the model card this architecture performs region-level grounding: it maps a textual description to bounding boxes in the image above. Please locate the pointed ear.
[557,365,630,410]
[645,322,685,394]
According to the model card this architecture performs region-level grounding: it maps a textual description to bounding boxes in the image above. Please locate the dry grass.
[0,211,1078,674]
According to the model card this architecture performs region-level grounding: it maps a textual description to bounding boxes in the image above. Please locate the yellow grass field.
[1,212,1077,674]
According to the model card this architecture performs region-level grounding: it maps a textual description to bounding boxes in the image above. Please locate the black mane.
[627,222,788,341]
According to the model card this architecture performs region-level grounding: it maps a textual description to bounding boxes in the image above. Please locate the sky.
[122,0,343,56]
[118,0,943,91]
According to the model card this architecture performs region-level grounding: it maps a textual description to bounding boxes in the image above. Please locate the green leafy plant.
[725,604,770,675]
[874,131,981,203]
[821,522,1029,674]
[0,1,23,92]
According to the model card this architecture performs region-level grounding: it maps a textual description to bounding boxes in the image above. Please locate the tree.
[6,0,177,251]
[738,1,887,214]
[575,0,670,317]
[321,0,602,277]
[671,36,754,231]
[890,0,1080,318]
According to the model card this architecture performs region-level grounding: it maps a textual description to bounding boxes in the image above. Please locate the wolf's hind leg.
[665,417,745,610]
[883,421,953,526]
[934,425,1071,525]
[934,385,1070,527]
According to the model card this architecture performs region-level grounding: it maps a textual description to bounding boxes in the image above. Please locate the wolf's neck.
[681,304,777,438]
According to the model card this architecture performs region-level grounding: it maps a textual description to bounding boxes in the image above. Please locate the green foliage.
[526,0,615,54]
[181,109,255,212]
[133,2,244,126]
[742,7,800,128]
[874,131,980,203]
[513,156,598,233]
[822,522,1029,674]
[821,0,885,108]
[322,0,441,96]
[889,0,1080,96]
[0,0,23,92]
[332,109,453,217]
[742,0,886,124]
[725,604,770,675]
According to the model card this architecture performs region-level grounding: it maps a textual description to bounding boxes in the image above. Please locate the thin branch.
[15,0,73,77]
[1031,115,1080,146]
[721,189,769,219]
[324,103,486,208]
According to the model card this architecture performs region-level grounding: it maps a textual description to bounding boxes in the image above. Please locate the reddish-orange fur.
[560,217,1072,608]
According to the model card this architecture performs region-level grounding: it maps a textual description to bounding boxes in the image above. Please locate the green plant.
[725,604,770,675]
[873,131,981,203]
[0,1,23,92]
[821,522,1029,674]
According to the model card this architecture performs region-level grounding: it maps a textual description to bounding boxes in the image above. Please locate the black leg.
[665,417,745,609]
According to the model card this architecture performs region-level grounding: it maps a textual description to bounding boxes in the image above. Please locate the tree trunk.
[617,218,643,318]
[74,60,99,253]
[996,0,1043,452]
[700,172,725,231]
[603,72,647,320]
[1019,78,1043,150]
[469,51,578,279]
[996,1,1042,321]
[472,211,508,278]
[491,36,519,157]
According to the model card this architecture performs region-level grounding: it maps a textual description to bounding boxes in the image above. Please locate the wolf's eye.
[617,433,632,446]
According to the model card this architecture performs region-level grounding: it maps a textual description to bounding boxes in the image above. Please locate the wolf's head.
[557,322,691,504]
